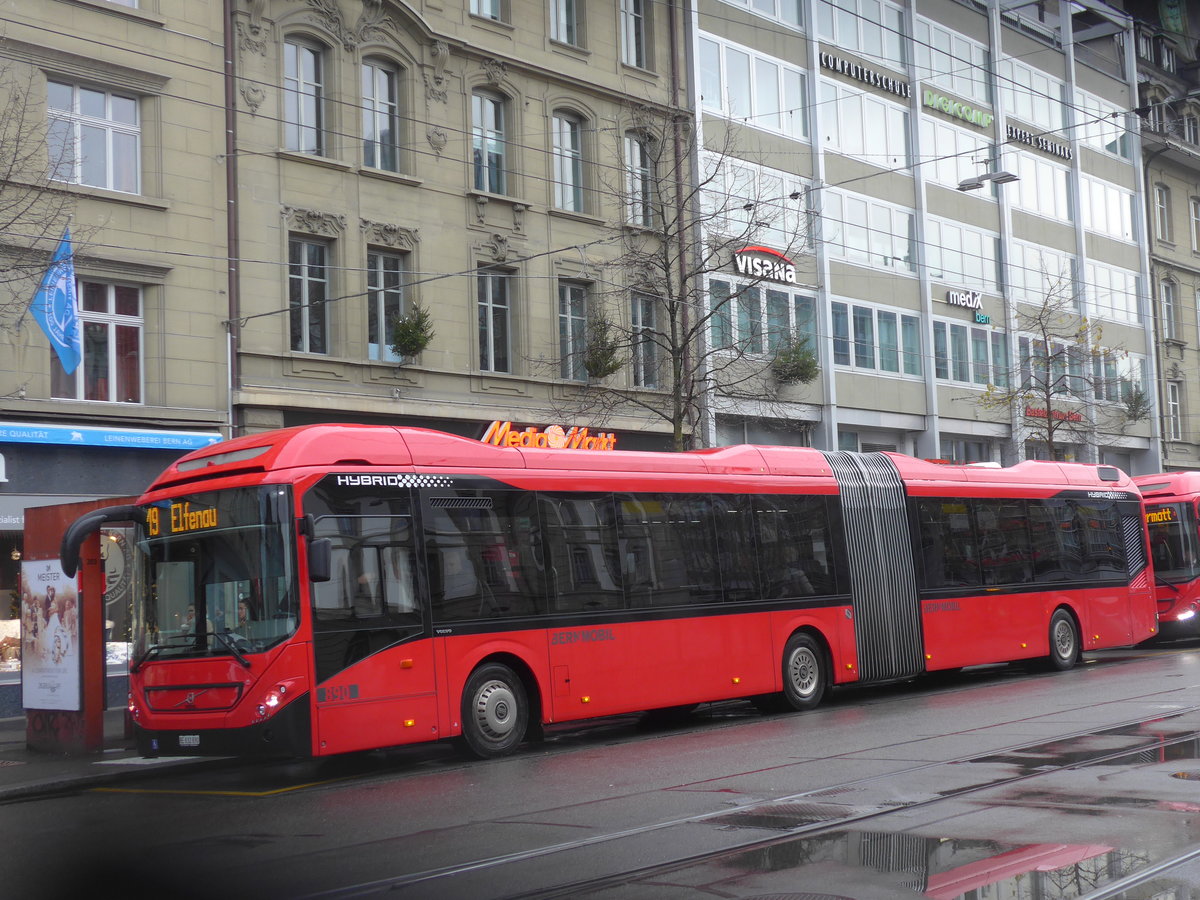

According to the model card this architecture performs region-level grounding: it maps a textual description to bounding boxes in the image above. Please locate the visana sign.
[733,247,797,284]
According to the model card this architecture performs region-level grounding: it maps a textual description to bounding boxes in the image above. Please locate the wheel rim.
[1053,617,1075,660]
[787,646,820,699]
[472,679,517,742]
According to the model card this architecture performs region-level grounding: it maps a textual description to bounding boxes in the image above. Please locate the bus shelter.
[22,498,136,754]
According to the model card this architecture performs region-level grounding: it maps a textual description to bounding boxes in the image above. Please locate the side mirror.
[308,538,332,582]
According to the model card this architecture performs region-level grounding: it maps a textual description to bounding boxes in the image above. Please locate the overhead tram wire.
[0,10,1149,270]
[0,127,1148,337]
[0,8,1149,202]
[219,232,628,330]
[0,84,1148,331]
[2,12,1159,321]
[4,8,1165,407]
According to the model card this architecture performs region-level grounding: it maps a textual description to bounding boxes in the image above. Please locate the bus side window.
[613,493,723,609]
[976,499,1033,586]
[351,550,383,618]
[755,495,833,599]
[1028,500,1081,580]
[1073,499,1126,578]
[916,499,981,588]
[539,494,624,613]
[382,545,418,616]
[713,494,758,602]
[427,491,547,622]
[311,543,355,617]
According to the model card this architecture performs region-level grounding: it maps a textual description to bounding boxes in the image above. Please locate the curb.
[0,753,233,803]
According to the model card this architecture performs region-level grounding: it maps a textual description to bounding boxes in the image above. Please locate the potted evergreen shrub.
[582,317,623,380]
[771,337,819,385]
[389,304,435,364]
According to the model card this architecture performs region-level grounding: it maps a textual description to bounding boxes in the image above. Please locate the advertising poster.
[20,559,81,711]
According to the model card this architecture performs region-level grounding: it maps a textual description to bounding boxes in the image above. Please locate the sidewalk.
[0,708,214,801]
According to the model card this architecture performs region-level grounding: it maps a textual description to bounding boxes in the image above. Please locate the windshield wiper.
[131,644,162,674]
[209,630,251,669]
[1156,575,1182,594]
[131,634,196,673]
[132,632,251,671]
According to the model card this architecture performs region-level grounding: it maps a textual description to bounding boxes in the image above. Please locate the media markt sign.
[733,246,798,285]
[481,421,618,450]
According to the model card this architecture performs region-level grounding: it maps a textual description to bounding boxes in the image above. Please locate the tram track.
[300,696,1200,899]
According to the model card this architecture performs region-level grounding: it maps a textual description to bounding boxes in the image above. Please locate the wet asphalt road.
[11,639,1200,899]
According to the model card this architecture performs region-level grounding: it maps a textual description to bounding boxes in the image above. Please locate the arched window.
[362,58,401,172]
[551,111,584,212]
[631,290,658,387]
[624,132,655,227]
[1154,183,1172,241]
[472,91,507,194]
[1161,278,1178,341]
[284,38,327,155]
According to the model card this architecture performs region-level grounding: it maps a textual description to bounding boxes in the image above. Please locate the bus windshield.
[1147,502,1200,584]
[133,486,298,665]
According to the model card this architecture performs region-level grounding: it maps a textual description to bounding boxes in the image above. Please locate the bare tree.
[0,53,79,397]
[551,107,818,451]
[975,274,1150,461]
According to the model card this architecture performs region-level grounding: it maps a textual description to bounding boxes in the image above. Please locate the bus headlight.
[1179,608,1196,622]
[255,683,292,719]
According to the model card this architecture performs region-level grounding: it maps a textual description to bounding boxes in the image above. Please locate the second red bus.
[1134,471,1200,637]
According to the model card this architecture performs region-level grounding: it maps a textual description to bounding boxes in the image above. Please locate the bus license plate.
[179,734,200,748]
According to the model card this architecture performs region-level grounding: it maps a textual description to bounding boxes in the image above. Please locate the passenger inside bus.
[1152,531,1177,572]
[181,604,213,636]
[352,570,384,618]
[772,545,815,596]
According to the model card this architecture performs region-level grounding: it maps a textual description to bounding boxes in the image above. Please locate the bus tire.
[460,663,529,759]
[781,633,827,711]
[1048,609,1080,671]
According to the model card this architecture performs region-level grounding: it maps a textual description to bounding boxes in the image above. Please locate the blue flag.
[31,227,81,374]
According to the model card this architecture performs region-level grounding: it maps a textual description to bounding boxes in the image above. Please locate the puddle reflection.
[967,722,1200,775]
[718,832,1151,899]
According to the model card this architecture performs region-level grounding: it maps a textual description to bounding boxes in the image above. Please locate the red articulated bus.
[1133,472,1200,637]
[62,426,1157,759]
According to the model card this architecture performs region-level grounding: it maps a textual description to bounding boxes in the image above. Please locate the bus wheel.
[1048,609,1080,671]
[460,663,529,759]
[781,633,827,711]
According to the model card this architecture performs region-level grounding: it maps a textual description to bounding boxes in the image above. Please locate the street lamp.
[957,170,1019,191]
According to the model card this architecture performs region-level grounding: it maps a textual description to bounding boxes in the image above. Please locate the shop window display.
[0,528,132,676]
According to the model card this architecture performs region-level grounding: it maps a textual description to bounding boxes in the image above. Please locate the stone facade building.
[1127,0,1200,471]
[227,0,687,449]
[0,0,229,598]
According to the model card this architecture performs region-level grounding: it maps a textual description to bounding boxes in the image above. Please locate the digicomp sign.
[922,90,994,128]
